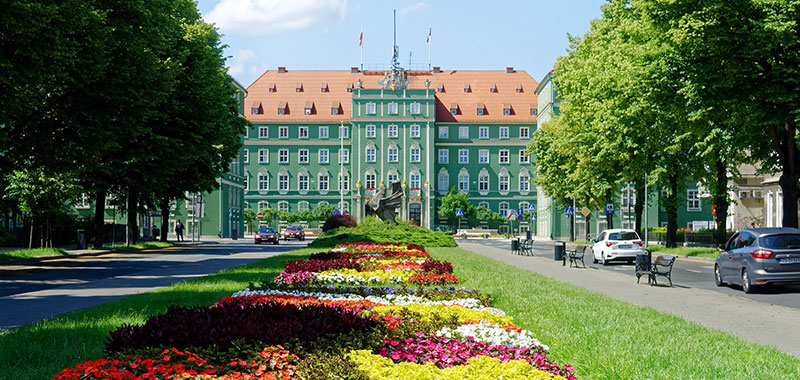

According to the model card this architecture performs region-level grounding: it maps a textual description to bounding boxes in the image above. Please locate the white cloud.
[205,0,347,36]
[398,2,429,16]
[228,49,267,80]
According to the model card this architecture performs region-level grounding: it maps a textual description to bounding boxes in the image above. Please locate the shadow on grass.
[0,247,317,380]
[0,248,69,261]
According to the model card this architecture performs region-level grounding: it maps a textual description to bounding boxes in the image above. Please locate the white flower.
[436,320,549,351]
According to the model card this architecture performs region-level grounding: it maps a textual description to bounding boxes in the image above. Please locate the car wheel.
[742,268,756,294]
[273,241,278,245]
[592,249,598,264]
[601,253,608,266]
[714,264,725,286]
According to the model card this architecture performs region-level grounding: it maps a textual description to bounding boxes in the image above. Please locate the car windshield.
[608,232,639,241]
[288,227,301,231]
[759,234,800,249]
[258,227,274,233]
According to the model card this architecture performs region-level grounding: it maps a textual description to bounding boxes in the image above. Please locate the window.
[76,193,90,208]
[258,149,269,163]
[499,202,509,217]
[366,173,376,190]
[339,201,350,212]
[296,83,303,92]
[503,107,511,116]
[258,201,269,211]
[438,171,449,191]
[388,103,398,114]
[479,150,489,164]
[258,173,269,190]
[244,149,249,164]
[366,125,376,138]
[339,173,350,191]
[479,126,489,139]
[278,201,289,212]
[499,173,509,192]
[519,150,529,164]
[339,148,349,163]
[388,146,398,162]
[687,189,700,211]
[340,125,349,138]
[439,126,448,138]
[410,103,421,114]
[459,126,469,139]
[299,149,309,163]
[331,107,338,115]
[479,173,489,192]
[298,201,309,212]
[519,174,530,192]
[278,107,285,115]
[519,202,530,213]
[320,126,329,139]
[320,84,328,93]
[279,126,288,138]
[279,149,288,163]
[490,84,497,93]
[530,108,537,116]
[438,149,448,164]
[279,174,288,191]
[299,126,308,138]
[319,149,329,163]
[520,126,529,138]
[388,125,398,138]
[458,149,469,164]
[251,108,259,115]
[319,174,329,191]
[366,103,376,114]
[269,83,276,92]
[622,187,635,208]
[388,173,399,184]
[259,126,269,139]
[458,173,469,191]
[499,150,509,164]
[243,175,249,190]
[479,201,489,209]
[499,127,509,139]
[477,108,485,116]
[366,147,376,162]
[410,174,421,190]
[298,174,308,191]
[410,147,420,162]
[410,124,420,138]
[304,107,312,115]
[450,107,458,116]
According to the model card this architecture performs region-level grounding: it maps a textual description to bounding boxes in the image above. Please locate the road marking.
[677,257,715,264]
[702,266,714,270]
[685,269,704,273]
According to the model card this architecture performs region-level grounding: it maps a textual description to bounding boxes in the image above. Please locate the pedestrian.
[175,220,185,241]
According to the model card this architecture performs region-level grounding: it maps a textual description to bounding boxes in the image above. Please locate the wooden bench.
[649,255,676,287]
[566,245,587,268]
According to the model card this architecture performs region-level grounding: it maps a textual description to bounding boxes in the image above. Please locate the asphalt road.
[0,238,308,331]
[471,238,800,310]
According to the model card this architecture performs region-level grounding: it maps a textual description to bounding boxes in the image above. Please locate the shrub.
[322,215,357,232]
[295,353,370,380]
[310,217,457,248]
[105,302,381,354]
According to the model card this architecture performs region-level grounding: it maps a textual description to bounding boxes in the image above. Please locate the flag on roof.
[426,27,431,43]
[359,29,363,47]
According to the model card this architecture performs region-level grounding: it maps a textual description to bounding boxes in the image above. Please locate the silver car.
[715,227,800,293]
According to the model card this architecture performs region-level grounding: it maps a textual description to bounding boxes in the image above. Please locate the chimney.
[433,66,441,74]
[506,67,514,74]
[278,67,286,74]
[351,67,359,74]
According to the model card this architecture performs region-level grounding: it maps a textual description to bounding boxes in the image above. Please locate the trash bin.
[152,227,160,238]
[231,229,238,240]
[635,250,652,272]
[526,230,532,241]
[554,240,566,261]
[76,229,86,250]
[511,238,520,254]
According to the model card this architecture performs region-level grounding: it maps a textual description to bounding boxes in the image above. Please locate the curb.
[0,243,183,268]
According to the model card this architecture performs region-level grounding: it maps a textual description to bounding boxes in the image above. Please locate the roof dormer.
[304,101,315,115]
[463,83,471,93]
[268,83,276,93]
[503,103,514,115]
[320,83,329,93]
[490,84,497,93]
[278,101,288,115]
[476,103,486,116]
[515,84,523,93]
[295,82,303,92]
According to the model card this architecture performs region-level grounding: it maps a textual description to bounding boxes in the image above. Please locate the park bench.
[650,255,676,287]
[520,238,534,256]
[566,245,587,268]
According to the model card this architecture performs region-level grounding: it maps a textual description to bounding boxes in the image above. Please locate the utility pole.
[644,174,649,246]
[340,121,344,213]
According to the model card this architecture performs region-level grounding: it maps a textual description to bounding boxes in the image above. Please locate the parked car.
[283,225,305,241]
[591,229,645,265]
[715,227,800,293]
[254,227,278,245]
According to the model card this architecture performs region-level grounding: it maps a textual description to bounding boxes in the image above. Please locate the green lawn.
[0,248,69,261]
[430,247,799,379]
[647,245,719,258]
[95,241,174,250]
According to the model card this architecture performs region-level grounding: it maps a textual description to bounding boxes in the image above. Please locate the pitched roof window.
[347,83,354,93]
[321,83,328,93]
[476,104,486,116]
[437,84,445,93]
[278,101,288,115]
[295,83,303,92]
[515,84,523,93]
[304,101,314,115]
[503,104,513,115]
[463,83,471,93]
[331,102,341,115]
[490,84,497,93]
[449,103,458,116]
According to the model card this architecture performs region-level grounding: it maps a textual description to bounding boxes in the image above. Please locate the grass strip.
[0,248,69,261]
[430,247,800,379]
[94,241,174,251]
[0,247,316,380]
[647,245,719,258]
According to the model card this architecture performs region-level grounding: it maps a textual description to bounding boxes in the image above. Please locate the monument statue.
[367,181,404,224]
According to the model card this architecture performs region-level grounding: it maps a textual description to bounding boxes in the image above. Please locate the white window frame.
[687,189,701,211]
[298,173,309,192]
[244,149,249,164]
[499,126,509,139]
[279,126,288,139]
[319,126,329,139]
[299,126,308,139]
[438,171,449,191]
[366,173,376,190]
[499,149,510,164]
[388,124,398,138]
[258,173,269,191]
[388,147,398,162]
[278,201,289,212]
[410,173,421,190]
[339,173,350,191]
[410,147,421,162]
[366,147,376,162]
[519,150,529,164]
[479,174,489,192]
[340,125,349,139]
[410,102,421,114]
[499,202,509,217]
[388,102,399,115]
[458,173,469,192]
[438,149,448,164]
[499,173,509,192]
[520,126,529,138]
[258,149,269,163]
[298,201,309,212]
[458,149,469,164]
[258,201,269,211]
[319,149,329,164]
[366,124,376,138]
[459,126,469,139]
[519,174,530,192]
[299,149,309,164]
[279,174,289,191]
[479,149,489,164]
[366,102,377,115]
[479,126,489,139]
[278,149,288,163]
[258,126,269,139]
[410,124,420,138]
[478,201,490,209]
[339,148,349,163]
[439,126,448,138]
[243,175,249,190]
[387,173,399,185]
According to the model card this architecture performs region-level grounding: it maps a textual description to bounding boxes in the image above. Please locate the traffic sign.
[565,207,574,216]
[580,207,591,217]
[711,204,716,215]
[528,203,536,212]
[333,210,341,216]
[606,202,615,215]
[517,214,523,221]
[344,211,350,216]
[517,208,524,217]
[257,212,264,220]
[456,208,464,217]
[272,212,279,220]
[531,214,536,221]
[507,210,516,220]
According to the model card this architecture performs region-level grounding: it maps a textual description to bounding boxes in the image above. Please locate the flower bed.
[53,242,575,380]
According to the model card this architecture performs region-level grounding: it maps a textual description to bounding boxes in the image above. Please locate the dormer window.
[503,104,513,116]
[490,84,497,93]
[320,83,328,93]
[388,102,398,115]
[476,104,486,115]
[366,102,376,115]
[347,83,354,93]
[437,84,445,93]
[295,83,303,92]
[449,103,458,116]
[251,102,262,115]
[530,108,537,116]
[269,83,276,93]
[331,102,341,115]
[463,83,471,93]
[304,101,314,115]
[515,84,523,93]
[278,101,288,115]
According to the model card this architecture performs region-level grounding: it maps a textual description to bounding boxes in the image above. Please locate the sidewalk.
[457,240,800,359]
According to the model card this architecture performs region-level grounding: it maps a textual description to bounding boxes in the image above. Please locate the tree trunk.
[585,195,591,241]
[569,213,574,242]
[127,190,138,245]
[605,189,614,230]
[713,158,729,246]
[634,180,645,237]
[769,122,800,228]
[28,215,34,249]
[665,173,679,248]
[160,198,170,242]
[92,190,106,248]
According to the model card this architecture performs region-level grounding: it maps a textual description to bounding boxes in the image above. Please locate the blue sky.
[196,0,607,87]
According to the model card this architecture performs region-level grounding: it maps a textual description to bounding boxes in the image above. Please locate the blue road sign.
[531,214,536,221]
[517,208,524,216]
[456,208,464,217]
[272,212,279,220]
[333,210,341,216]
[606,202,615,215]
[517,214,523,221]
[528,203,536,212]
[565,207,574,216]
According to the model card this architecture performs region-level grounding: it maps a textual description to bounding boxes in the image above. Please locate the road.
[472,238,800,310]
[0,238,307,331]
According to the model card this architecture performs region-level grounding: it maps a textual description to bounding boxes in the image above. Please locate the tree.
[437,188,473,227]
[243,208,257,235]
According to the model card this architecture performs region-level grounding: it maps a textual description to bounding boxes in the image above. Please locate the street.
[0,239,307,331]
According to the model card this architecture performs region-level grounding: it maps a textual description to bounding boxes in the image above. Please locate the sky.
[195,0,607,87]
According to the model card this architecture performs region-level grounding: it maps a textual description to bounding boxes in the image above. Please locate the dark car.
[283,225,305,241]
[715,227,800,293]
[254,227,279,245]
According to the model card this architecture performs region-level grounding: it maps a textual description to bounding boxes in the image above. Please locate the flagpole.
[340,121,344,213]
[360,26,363,71]
[427,27,431,70]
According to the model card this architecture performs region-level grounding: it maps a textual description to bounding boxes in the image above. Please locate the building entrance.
[409,203,421,226]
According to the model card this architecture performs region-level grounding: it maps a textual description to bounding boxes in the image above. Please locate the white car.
[591,229,645,265]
